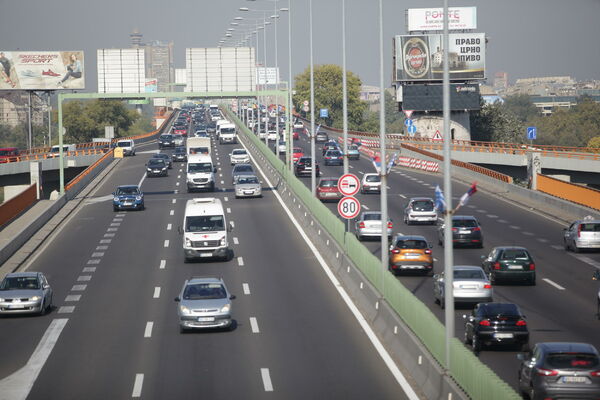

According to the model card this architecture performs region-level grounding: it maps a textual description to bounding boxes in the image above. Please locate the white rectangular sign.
[408,7,477,32]
[256,67,279,85]
[97,48,145,93]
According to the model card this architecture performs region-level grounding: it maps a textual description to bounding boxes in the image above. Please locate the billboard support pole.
[378,0,388,300]
[47,92,52,146]
[57,93,65,196]
[27,91,33,150]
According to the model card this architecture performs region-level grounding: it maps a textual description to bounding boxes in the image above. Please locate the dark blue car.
[323,150,343,166]
[113,185,144,211]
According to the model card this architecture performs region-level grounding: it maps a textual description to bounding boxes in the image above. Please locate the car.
[174,276,235,332]
[207,121,217,133]
[315,131,329,142]
[116,139,135,156]
[438,215,483,248]
[346,144,360,160]
[276,140,286,153]
[195,130,209,137]
[563,218,600,252]
[464,302,530,354]
[323,150,343,166]
[295,157,320,177]
[388,235,433,275]
[355,211,392,241]
[152,153,173,169]
[158,134,175,149]
[267,130,278,141]
[322,143,340,156]
[231,163,255,184]
[182,198,231,260]
[230,148,250,165]
[292,128,302,140]
[172,134,185,147]
[517,342,600,399]
[361,173,381,194]
[234,174,262,198]
[172,146,187,162]
[0,272,53,315]
[403,197,438,225]
[292,147,304,163]
[481,246,536,285]
[146,158,168,177]
[433,266,493,309]
[316,177,342,202]
[113,185,144,211]
[257,130,267,140]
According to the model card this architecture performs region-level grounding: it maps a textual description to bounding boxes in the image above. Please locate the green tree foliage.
[292,64,366,130]
[501,94,539,123]
[588,136,600,148]
[533,98,600,147]
[470,100,526,143]
[360,91,405,133]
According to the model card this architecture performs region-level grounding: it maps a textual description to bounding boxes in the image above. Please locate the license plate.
[198,317,215,322]
[562,376,589,383]
[508,265,522,270]
[494,333,514,339]
[404,255,420,259]
[244,191,254,195]
[460,285,476,289]
[8,305,24,309]
[123,202,132,206]
[459,230,470,234]
[199,252,212,258]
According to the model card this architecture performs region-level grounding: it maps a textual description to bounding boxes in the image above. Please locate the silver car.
[174,277,235,332]
[564,218,600,252]
[355,211,392,240]
[433,266,493,309]
[231,163,255,184]
[403,197,438,225]
[0,272,53,315]
[361,173,381,194]
[234,174,262,198]
[229,148,250,165]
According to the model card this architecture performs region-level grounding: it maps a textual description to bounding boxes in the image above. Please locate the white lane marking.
[159,260,166,269]
[537,238,549,243]
[362,205,370,210]
[475,209,485,213]
[497,219,508,223]
[237,257,244,266]
[399,194,406,199]
[96,246,108,250]
[78,275,92,282]
[522,231,534,236]
[250,317,260,333]
[260,368,273,392]
[551,245,564,250]
[103,233,115,238]
[0,318,69,399]
[358,171,364,174]
[107,228,118,232]
[82,267,96,273]
[87,259,100,265]
[71,284,86,291]
[110,223,120,227]
[167,223,172,231]
[164,240,169,247]
[243,283,250,295]
[178,169,182,173]
[136,172,147,189]
[100,239,111,244]
[177,175,181,179]
[132,374,144,398]
[116,214,126,217]
[467,205,476,208]
[509,225,520,229]
[172,199,176,204]
[233,237,239,245]
[57,306,75,314]
[486,215,498,219]
[153,287,161,299]
[176,182,180,186]
[221,180,225,185]
[227,207,231,214]
[230,220,235,228]
[112,218,123,222]
[144,322,153,338]
[543,278,565,290]
[65,295,81,302]
[224,196,229,202]
[349,165,354,169]
[569,254,600,269]
[91,252,104,257]
[170,210,174,216]
[241,136,420,400]
[219,173,223,177]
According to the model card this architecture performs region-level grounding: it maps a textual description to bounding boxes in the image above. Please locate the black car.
[438,215,483,248]
[482,246,536,285]
[464,302,529,354]
[172,146,187,162]
[294,157,320,177]
[146,159,168,177]
[152,153,173,169]
[158,134,175,149]
[315,131,329,143]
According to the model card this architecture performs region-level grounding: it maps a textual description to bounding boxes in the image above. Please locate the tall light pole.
[378,0,388,299]
[341,0,349,175]
[309,0,316,196]
[281,5,292,170]
[271,8,281,159]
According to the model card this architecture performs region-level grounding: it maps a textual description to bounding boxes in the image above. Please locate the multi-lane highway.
[286,125,600,390]
[0,113,417,399]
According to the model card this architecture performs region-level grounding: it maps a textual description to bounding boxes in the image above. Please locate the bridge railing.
[0,184,37,227]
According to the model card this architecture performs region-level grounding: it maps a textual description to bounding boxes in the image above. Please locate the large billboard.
[400,84,481,111]
[186,47,256,92]
[257,67,280,85]
[407,7,477,32]
[0,51,85,90]
[394,33,485,82]
[97,49,145,93]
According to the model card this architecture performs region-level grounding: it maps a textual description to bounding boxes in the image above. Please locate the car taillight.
[358,222,365,229]
[529,263,535,270]
[536,368,558,377]
[472,227,481,231]
[516,320,527,326]
[424,249,432,254]
[452,227,458,232]
[591,370,600,377]
[387,222,393,229]
[483,284,492,289]
[391,249,400,254]
[493,262,501,270]
[578,224,582,237]
[479,320,491,326]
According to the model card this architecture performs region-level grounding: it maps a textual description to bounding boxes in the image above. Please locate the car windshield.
[148,160,165,167]
[234,165,254,173]
[232,150,247,155]
[412,200,434,211]
[0,276,39,290]
[453,218,478,228]
[188,163,213,173]
[366,175,381,182]
[237,176,259,185]
[293,148,302,153]
[117,142,131,147]
[348,145,358,151]
[320,180,338,187]
[499,249,531,260]
[581,223,600,232]
[185,215,225,232]
[395,239,427,249]
[116,187,139,195]
[183,283,227,300]
[160,135,172,140]
[454,269,485,280]
[363,213,382,221]
[545,353,600,370]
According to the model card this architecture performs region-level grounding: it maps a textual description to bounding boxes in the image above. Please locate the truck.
[186,137,211,156]
[218,123,237,144]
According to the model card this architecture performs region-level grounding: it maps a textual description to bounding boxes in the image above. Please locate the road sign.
[404,118,413,127]
[303,100,309,106]
[303,105,309,112]
[403,109,414,118]
[338,174,360,197]
[527,126,537,140]
[338,196,361,219]
[320,108,329,118]
[432,130,443,141]
[407,124,417,135]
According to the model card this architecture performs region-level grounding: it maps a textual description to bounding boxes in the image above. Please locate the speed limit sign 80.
[338,196,361,219]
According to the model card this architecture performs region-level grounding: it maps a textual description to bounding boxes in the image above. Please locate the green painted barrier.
[227,109,521,400]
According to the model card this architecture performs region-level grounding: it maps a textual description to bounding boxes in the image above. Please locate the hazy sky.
[1,0,599,90]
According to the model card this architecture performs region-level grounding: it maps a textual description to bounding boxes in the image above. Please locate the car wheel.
[564,240,570,251]
[210,183,215,192]
[573,243,580,253]
[489,272,496,285]
[472,334,481,354]
[464,330,472,345]
[529,275,536,286]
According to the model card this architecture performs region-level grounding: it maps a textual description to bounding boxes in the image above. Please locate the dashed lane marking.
[159,260,166,269]
[243,283,250,295]
[250,317,260,333]
[543,278,565,290]
[71,285,86,291]
[132,374,144,398]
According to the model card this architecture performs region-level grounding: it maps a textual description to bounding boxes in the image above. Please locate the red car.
[316,177,342,202]
[292,128,304,140]
[292,147,304,163]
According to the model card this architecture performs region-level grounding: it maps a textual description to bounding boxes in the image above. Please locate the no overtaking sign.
[338,174,360,197]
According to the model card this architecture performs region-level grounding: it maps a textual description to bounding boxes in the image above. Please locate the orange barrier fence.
[537,175,600,211]
[64,149,114,192]
[0,184,37,227]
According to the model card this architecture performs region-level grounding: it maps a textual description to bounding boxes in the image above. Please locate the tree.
[588,136,600,149]
[292,64,367,130]
[534,97,600,147]
[470,99,526,143]
[501,94,539,123]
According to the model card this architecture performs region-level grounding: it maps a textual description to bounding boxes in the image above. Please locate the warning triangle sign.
[432,130,443,141]
[403,109,414,118]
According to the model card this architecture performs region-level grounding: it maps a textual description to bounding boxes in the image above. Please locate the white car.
[403,197,438,225]
[433,266,493,309]
[230,148,250,165]
[361,173,381,194]
[258,130,267,140]
[276,140,286,153]
[267,130,278,141]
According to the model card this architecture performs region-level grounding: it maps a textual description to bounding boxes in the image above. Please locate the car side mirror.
[43,284,50,290]
[593,270,600,280]
[174,297,180,302]
[229,295,236,300]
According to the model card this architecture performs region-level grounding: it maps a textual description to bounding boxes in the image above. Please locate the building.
[0,92,44,127]
[493,72,508,91]
[129,29,175,93]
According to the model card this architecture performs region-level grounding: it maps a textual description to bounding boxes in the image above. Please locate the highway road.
[0,114,415,399]
[286,126,600,391]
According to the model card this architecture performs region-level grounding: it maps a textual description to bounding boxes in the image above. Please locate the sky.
[1,0,599,91]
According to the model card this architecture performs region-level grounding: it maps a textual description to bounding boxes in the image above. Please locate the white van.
[116,139,136,156]
[186,154,216,192]
[218,123,237,144]
[48,144,76,158]
[182,197,233,261]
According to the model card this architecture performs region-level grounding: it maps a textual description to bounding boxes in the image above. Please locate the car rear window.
[395,240,428,249]
[481,303,520,317]
[411,200,434,211]
[454,269,485,279]
[545,353,600,370]
[235,165,254,173]
[366,175,381,182]
[232,150,247,155]
[453,218,478,228]
[580,223,600,232]
[364,214,382,221]
[320,180,338,187]
[500,250,531,260]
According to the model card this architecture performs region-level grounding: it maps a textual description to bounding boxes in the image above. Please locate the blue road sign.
[527,126,537,140]
[407,124,417,135]
[320,108,329,118]
[404,118,413,127]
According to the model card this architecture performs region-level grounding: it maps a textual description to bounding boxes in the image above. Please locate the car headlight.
[135,196,142,201]
[162,167,167,171]
[220,304,231,313]
[179,305,191,315]
[185,238,192,247]
[220,237,226,246]
[30,296,41,301]
[0,298,4,302]
[113,196,119,202]
[147,168,152,172]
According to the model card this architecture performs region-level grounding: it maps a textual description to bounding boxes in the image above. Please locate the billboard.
[257,67,280,85]
[97,49,145,93]
[185,47,256,92]
[401,84,481,111]
[145,78,158,93]
[407,7,477,32]
[0,51,85,90]
[394,33,485,82]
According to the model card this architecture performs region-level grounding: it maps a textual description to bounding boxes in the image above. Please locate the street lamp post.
[342,0,349,175]
[309,0,316,196]
[377,0,388,299]
[283,3,292,171]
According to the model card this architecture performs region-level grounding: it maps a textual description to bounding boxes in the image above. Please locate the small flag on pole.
[458,182,478,207]
[434,185,446,213]
[372,155,382,174]
[386,153,398,173]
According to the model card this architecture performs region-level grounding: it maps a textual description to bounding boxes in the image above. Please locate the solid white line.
[233,237,239,245]
[164,240,169,247]
[237,257,244,266]
[543,278,565,290]
[167,223,172,230]
[260,368,273,392]
[250,317,260,333]
[243,283,250,295]
[153,287,161,299]
[144,322,153,338]
[159,259,166,269]
[240,136,420,400]
[131,374,144,398]
[0,318,69,400]
[170,210,174,216]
